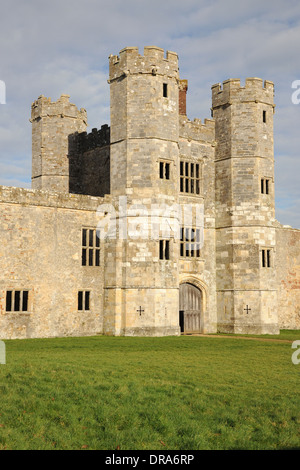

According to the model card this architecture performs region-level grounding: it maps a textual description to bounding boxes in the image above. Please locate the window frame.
[159,160,171,180]
[82,228,100,267]
[261,248,273,268]
[6,290,30,313]
[159,239,171,260]
[180,160,202,195]
[180,227,201,258]
[78,290,91,311]
[261,178,271,195]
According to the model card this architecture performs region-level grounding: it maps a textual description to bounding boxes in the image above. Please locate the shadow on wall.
[68,125,111,197]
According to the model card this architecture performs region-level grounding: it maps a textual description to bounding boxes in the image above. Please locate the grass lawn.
[0,331,299,450]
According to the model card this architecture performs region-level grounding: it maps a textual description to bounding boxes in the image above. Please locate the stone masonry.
[0,46,299,339]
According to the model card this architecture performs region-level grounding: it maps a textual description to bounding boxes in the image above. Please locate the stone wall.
[0,186,107,339]
[276,225,300,329]
[69,125,110,197]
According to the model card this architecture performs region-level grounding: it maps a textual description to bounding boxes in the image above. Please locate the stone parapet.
[0,185,109,211]
[212,78,274,109]
[109,46,179,82]
[31,94,87,123]
[179,115,215,143]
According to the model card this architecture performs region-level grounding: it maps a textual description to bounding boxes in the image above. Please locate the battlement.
[108,46,179,82]
[212,78,274,108]
[30,94,87,123]
[179,115,215,143]
[70,124,110,154]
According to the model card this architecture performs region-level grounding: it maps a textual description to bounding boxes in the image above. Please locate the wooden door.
[179,283,202,333]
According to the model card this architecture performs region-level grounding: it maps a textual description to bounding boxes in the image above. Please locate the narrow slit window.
[89,249,93,266]
[95,249,100,267]
[267,249,271,267]
[78,291,83,311]
[89,229,94,247]
[159,161,164,179]
[14,291,20,312]
[165,240,170,260]
[262,249,266,268]
[165,163,170,180]
[265,179,269,194]
[6,291,12,312]
[82,248,87,266]
[159,240,164,260]
[22,291,29,312]
[180,177,184,192]
[85,291,90,311]
[263,110,266,123]
[163,83,168,98]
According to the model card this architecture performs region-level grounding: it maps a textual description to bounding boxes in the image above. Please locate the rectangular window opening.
[5,290,29,313]
[261,178,271,195]
[262,249,273,268]
[265,179,269,195]
[267,249,271,268]
[180,226,201,258]
[159,240,171,260]
[262,249,266,268]
[78,291,83,311]
[6,291,12,312]
[159,240,164,260]
[165,163,170,180]
[159,161,164,179]
[22,291,29,312]
[159,161,171,180]
[14,291,20,312]
[263,110,266,123]
[163,83,168,98]
[82,228,100,267]
[85,291,90,311]
[165,240,170,260]
[180,160,202,195]
[89,249,94,266]
[95,249,100,267]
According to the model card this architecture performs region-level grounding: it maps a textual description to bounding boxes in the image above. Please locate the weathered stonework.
[0,46,299,339]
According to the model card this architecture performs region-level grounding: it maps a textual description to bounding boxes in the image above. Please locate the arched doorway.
[179,283,202,333]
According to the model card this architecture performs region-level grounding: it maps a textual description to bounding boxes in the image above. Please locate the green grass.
[212,329,298,341]
[0,331,299,450]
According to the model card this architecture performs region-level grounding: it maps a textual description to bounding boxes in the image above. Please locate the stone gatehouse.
[0,46,299,339]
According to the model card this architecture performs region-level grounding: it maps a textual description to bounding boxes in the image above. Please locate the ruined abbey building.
[0,46,299,339]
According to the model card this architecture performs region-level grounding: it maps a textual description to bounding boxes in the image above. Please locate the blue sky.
[0,0,299,227]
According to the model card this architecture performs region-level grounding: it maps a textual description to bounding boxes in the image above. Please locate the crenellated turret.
[212,77,278,334]
[31,94,87,192]
[104,46,182,336]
